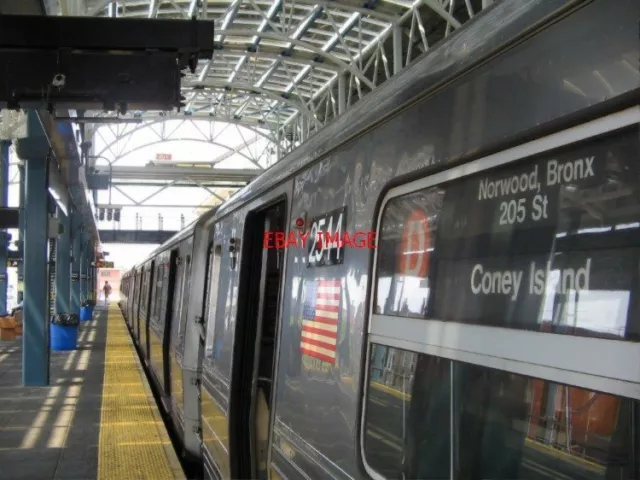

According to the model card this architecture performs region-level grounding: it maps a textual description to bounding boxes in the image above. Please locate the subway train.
[119,1,640,478]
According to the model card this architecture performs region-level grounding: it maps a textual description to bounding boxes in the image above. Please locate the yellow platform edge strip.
[98,305,185,480]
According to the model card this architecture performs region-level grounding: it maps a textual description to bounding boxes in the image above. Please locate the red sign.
[398,210,430,277]
[155,153,173,161]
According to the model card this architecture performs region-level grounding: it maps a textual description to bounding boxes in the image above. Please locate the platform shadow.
[0,310,107,479]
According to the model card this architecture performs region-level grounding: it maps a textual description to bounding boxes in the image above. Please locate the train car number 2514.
[307,207,346,267]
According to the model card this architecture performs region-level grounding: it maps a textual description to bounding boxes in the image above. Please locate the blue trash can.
[50,323,78,351]
[80,306,92,322]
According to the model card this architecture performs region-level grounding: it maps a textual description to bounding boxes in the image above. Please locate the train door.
[168,242,189,434]
[142,260,156,360]
[162,248,179,404]
[230,200,286,480]
[128,272,136,325]
[135,268,145,340]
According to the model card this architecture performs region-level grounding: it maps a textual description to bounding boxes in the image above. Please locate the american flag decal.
[300,279,341,364]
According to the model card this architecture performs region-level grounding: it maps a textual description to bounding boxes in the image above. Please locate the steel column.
[17,164,24,303]
[85,241,91,300]
[79,242,86,302]
[88,258,95,301]
[0,141,9,314]
[22,155,50,386]
[71,212,81,314]
[80,240,89,301]
[55,209,71,313]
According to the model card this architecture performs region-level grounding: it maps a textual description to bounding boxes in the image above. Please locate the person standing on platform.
[102,281,112,305]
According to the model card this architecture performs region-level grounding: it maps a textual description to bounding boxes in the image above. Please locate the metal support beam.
[0,141,9,313]
[98,229,178,244]
[96,203,212,209]
[393,24,402,74]
[55,210,71,314]
[102,166,260,183]
[338,74,346,115]
[71,212,81,314]
[22,154,50,386]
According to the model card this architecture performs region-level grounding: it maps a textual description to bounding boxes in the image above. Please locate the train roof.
[128,206,220,271]
[213,0,540,220]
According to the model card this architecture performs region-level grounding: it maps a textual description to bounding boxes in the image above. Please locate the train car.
[121,0,640,478]
[120,210,222,465]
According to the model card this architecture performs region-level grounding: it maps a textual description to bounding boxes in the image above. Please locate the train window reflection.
[375,127,640,341]
[178,253,193,341]
[363,344,639,480]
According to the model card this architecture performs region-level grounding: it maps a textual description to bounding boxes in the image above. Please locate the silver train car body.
[120,0,640,478]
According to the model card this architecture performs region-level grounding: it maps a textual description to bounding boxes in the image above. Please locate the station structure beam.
[16,118,51,386]
[55,208,71,314]
[102,166,260,184]
[0,140,8,313]
[98,229,179,245]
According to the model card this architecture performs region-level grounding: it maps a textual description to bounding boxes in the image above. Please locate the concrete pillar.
[71,213,81,314]
[0,141,9,313]
[22,154,50,386]
[55,210,71,313]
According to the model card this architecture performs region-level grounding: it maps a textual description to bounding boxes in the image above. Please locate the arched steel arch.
[95,137,268,168]
[91,117,286,165]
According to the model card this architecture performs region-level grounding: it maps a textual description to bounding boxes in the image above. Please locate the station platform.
[0,305,184,479]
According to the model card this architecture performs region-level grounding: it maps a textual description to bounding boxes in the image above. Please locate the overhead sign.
[155,153,173,163]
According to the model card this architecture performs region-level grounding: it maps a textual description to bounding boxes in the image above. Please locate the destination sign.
[376,126,640,339]
[442,165,597,244]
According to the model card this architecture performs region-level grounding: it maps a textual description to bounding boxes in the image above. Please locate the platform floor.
[0,305,184,479]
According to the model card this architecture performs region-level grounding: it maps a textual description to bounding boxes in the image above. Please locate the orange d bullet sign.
[399,209,430,277]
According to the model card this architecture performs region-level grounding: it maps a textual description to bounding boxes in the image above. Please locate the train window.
[375,126,640,341]
[177,253,192,342]
[152,264,164,324]
[171,254,185,342]
[204,245,223,360]
[363,344,639,480]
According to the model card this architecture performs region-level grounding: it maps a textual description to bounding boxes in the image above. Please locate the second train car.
[120,0,640,478]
